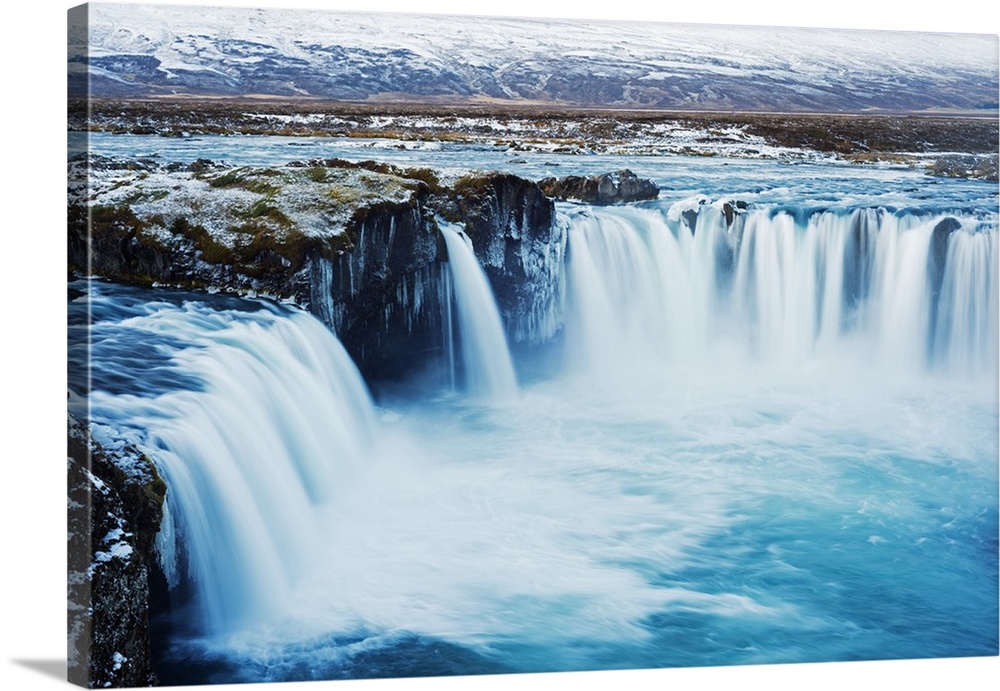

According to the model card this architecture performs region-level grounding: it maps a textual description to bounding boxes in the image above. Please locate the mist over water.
[74,155,999,681]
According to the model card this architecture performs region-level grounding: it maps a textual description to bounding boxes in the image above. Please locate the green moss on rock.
[172,217,233,264]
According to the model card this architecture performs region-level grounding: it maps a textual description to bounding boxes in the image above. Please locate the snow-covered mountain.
[71,3,999,113]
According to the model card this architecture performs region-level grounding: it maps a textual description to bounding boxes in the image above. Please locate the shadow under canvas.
[12,658,66,682]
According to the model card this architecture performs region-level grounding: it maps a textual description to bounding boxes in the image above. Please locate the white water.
[935,229,1000,375]
[88,300,378,636]
[78,197,998,682]
[563,204,999,380]
[440,222,519,403]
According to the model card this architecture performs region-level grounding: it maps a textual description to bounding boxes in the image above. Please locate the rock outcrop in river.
[537,169,659,204]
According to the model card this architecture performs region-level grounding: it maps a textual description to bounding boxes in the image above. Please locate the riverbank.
[69,99,999,179]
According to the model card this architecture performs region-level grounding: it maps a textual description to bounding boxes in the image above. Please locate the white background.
[1,1,997,690]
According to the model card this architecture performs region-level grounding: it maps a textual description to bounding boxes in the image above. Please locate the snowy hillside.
[73,3,999,112]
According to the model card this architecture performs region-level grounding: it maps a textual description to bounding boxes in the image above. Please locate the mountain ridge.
[72,4,1000,113]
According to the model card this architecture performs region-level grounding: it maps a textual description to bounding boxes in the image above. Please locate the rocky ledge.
[68,155,566,382]
[68,412,166,688]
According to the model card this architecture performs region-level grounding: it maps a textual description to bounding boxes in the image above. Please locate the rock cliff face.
[68,413,166,688]
[309,195,446,383]
[438,172,564,344]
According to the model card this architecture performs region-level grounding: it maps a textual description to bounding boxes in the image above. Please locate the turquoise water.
[72,135,999,683]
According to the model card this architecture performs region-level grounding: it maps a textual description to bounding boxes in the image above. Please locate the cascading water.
[934,228,999,375]
[84,286,379,638]
[76,195,998,683]
[440,222,519,403]
[562,202,999,379]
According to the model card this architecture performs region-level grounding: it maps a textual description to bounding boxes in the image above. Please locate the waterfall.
[440,222,519,403]
[562,203,998,378]
[934,228,1000,375]
[87,296,379,637]
[77,191,998,681]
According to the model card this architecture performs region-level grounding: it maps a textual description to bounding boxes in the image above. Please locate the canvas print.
[67,2,999,688]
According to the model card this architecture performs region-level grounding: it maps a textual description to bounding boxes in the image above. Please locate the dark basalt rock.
[537,169,659,204]
[72,153,161,172]
[439,172,560,344]
[312,171,561,379]
[930,216,962,283]
[722,200,750,227]
[674,198,749,233]
[312,195,447,384]
[68,413,166,688]
[163,158,221,173]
